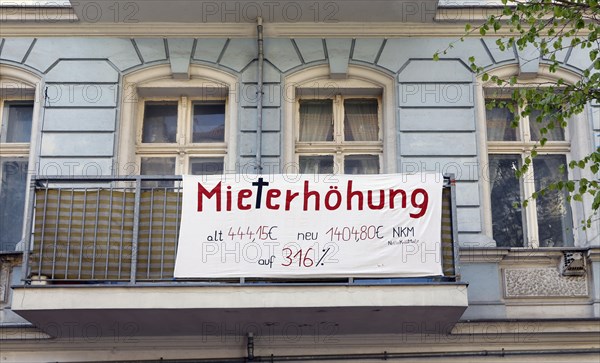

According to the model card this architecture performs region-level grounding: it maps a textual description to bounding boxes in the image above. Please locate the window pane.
[0,158,28,251]
[2,101,33,143]
[299,100,333,142]
[344,99,379,141]
[533,155,574,247]
[299,156,334,174]
[486,101,518,141]
[488,154,525,247]
[190,157,224,175]
[192,102,225,143]
[140,157,176,188]
[344,155,380,174]
[529,110,565,141]
[142,102,178,143]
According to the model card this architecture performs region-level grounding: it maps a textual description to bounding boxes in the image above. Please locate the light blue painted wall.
[592,261,600,318]
[460,263,507,320]
[1,35,596,319]
[397,58,481,236]
[1,36,594,237]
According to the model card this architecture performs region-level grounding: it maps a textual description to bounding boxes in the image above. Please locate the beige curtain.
[344,99,378,141]
[299,100,333,141]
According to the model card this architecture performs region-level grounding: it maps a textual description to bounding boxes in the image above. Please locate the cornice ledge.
[453,319,600,335]
[587,247,600,262]
[0,22,254,37]
[459,247,509,263]
[0,21,519,38]
[500,247,588,265]
[0,326,51,341]
[460,247,595,264]
[266,22,517,37]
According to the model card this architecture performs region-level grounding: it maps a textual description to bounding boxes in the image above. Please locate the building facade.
[0,1,599,361]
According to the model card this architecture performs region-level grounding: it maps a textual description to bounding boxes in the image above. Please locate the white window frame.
[135,96,229,175]
[0,64,42,251]
[283,65,396,174]
[119,64,238,175]
[477,64,597,248]
[295,94,383,174]
[0,98,34,154]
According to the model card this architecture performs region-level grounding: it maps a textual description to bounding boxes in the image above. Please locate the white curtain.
[299,101,333,141]
[344,99,378,141]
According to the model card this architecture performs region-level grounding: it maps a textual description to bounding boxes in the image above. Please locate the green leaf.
[593,194,600,210]
[507,102,515,113]
[440,0,600,225]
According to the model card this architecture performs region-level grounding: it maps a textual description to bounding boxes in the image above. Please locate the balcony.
[11,176,468,338]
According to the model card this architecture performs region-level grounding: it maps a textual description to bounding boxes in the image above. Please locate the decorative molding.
[0,253,22,305]
[459,247,509,264]
[2,18,594,38]
[503,268,589,298]
[588,248,600,263]
[459,247,596,265]
[500,248,579,265]
[0,22,548,38]
[0,262,9,303]
[452,320,600,335]
[0,6,77,22]
[0,64,42,89]
[481,64,583,87]
[118,64,239,175]
[282,64,396,173]
[435,7,505,22]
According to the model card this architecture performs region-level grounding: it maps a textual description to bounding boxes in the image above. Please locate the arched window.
[0,65,42,251]
[283,65,396,174]
[118,64,238,184]
[477,65,595,248]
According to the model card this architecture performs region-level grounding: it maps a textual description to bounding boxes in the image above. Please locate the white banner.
[174,174,444,278]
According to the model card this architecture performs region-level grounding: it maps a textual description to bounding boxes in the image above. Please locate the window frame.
[0,64,42,252]
[283,65,396,175]
[294,94,384,174]
[118,64,238,176]
[477,64,596,248]
[135,95,229,175]
[0,98,34,154]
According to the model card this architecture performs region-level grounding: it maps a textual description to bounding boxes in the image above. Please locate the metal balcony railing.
[22,176,459,284]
